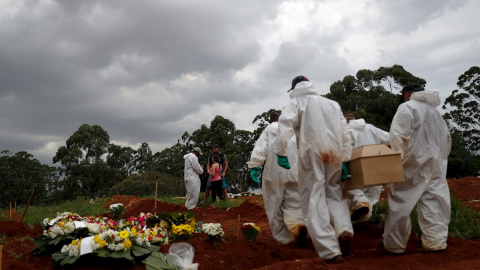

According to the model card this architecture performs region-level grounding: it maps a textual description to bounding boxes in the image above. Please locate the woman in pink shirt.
[208,154,224,203]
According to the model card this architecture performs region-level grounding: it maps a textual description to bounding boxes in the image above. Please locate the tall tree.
[107,144,136,178]
[325,65,426,130]
[443,66,480,154]
[0,150,52,207]
[133,142,154,174]
[53,124,115,198]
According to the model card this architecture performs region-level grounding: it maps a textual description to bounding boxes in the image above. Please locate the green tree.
[53,124,117,199]
[107,144,136,178]
[443,66,480,154]
[0,150,52,208]
[446,133,480,178]
[133,142,154,174]
[442,66,480,177]
[325,65,426,130]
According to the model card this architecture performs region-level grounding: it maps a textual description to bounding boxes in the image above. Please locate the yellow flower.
[123,239,132,249]
[119,230,129,239]
[58,222,64,228]
[93,234,101,243]
[252,225,261,232]
[71,239,78,245]
[131,227,137,236]
[190,220,197,228]
[99,240,106,248]
[160,220,169,228]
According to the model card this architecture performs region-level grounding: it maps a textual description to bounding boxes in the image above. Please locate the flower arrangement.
[201,223,224,241]
[171,224,195,241]
[35,210,203,267]
[241,223,261,242]
[110,203,125,219]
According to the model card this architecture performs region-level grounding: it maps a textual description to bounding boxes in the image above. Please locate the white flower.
[202,223,224,238]
[107,243,116,251]
[110,203,124,210]
[86,223,100,234]
[115,244,124,251]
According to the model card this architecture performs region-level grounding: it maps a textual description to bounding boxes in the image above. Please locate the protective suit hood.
[289,81,317,99]
[410,90,441,107]
[347,119,366,130]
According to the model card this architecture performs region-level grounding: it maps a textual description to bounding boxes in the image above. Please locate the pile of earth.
[1,176,480,269]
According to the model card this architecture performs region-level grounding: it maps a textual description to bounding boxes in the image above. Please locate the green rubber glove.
[250,167,261,184]
[277,154,291,169]
[341,162,351,182]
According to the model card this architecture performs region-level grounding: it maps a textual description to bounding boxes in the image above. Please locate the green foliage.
[143,252,179,270]
[370,193,480,240]
[446,132,480,178]
[0,150,53,208]
[53,124,118,198]
[443,66,480,155]
[325,64,426,130]
[109,171,185,198]
[18,197,106,227]
[197,195,244,210]
[449,192,480,240]
[442,66,480,177]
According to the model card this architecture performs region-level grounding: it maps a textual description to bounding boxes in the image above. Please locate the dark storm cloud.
[0,0,478,165]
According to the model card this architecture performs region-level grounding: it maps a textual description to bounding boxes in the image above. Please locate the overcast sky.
[1,0,479,166]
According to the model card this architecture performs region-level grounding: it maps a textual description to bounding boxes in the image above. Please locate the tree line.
[1,65,479,208]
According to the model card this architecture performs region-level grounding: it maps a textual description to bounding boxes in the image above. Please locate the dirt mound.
[1,176,480,269]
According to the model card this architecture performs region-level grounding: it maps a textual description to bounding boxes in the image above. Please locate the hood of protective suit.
[347,119,366,130]
[289,81,317,99]
[410,90,441,107]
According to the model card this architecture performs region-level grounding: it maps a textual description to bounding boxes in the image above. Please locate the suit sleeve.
[274,101,298,156]
[247,129,269,168]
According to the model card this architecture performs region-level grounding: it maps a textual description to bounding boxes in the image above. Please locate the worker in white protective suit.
[343,113,390,222]
[183,147,204,210]
[247,112,306,246]
[274,76,353,263]
[383,83,451,254]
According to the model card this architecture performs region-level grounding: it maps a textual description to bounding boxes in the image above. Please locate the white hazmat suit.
[345,118,390,222]
[274,81,353,260]
[247,121,304,244]
[383,90,451,253]
[183,152,204,210]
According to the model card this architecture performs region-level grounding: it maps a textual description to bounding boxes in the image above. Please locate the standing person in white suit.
[274,76,353,263]
[183,147,204,210]
[383,83,452,254]
[247,112,306,246]
[343,113,390,222]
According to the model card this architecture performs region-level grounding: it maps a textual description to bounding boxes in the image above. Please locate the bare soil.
[1,176,480,270]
